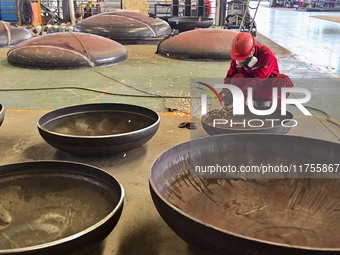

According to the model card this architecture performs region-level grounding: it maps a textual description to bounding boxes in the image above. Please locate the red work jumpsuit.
[224,45,294,107]
[204,0,212,15]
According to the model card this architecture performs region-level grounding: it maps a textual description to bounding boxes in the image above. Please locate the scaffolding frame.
[224,0,260,36]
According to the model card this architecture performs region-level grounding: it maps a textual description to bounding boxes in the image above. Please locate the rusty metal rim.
[149,134,340,252]
[0,160,125,254]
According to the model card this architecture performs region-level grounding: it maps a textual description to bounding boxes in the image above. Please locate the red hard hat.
[231,32,255,61]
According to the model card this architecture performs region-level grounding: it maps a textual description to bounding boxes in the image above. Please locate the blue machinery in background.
[223,0,260,36]
[0,0,18,20]
[0,0,42,25]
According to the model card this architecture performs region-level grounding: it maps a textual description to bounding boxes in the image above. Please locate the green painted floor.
[1,42,339,120]
[0,45,227,113]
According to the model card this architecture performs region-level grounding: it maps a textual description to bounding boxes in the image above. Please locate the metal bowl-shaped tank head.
[150,134,340,255]
[0,104,4,127]
[73,11,172,43]
[0,21,32,47]
[202,107,294,135]
[37,103,160,156]
[0,161,124,255]
[7,32,127,69]
[157,15,175,23]
[167,17,214,32]
[157,29,263,60]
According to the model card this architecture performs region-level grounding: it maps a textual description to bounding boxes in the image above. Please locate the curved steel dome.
[7,32,127,68]
[0,21,32,47]
[74,11,172,43]
[157,29,262,60]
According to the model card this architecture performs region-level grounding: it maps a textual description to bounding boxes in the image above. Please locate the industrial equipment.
[7,32,127,68]
[80,2,100,19]
[150,134,340,255]
[0,161,124,255]
[167,16,214,32]
[0,20,32,45]
[224,0,260,36]
[74,11,172,43]
[38,103,160,156]
[0,0,42,25]
[157,29,239,60]
[270,0,286,7]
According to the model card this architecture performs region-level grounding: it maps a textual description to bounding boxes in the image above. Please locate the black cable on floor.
[91,69,191,114]
[69,32,190,115]
[0,32,191,115]
[0,87,190,114]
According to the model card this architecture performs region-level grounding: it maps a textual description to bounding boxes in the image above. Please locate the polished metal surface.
[0,21,32,47]
[157,29,263,60]
[7,32,127,69]
[74,11,172,43]
[167,17,214,32]
[38,103,160,156]
[0,161,124,255]
[201,107,294,135]
[157,28,237,60]
[150,134,340,254]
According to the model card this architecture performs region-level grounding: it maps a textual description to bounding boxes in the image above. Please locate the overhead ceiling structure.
[74,11,172,43]
[0,21,32,47]
[157,29,262,60]
[7,32,128,69]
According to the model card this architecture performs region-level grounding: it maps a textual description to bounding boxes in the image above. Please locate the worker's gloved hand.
[219,89,233,106]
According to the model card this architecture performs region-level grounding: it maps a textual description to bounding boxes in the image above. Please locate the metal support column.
[172,0,179,16]
[215,0,227,26]
[197,0,204,16]
[184,0,191,16]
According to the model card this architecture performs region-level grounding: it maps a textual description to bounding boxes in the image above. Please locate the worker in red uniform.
[204,0,212,16]
[223,32,293,108]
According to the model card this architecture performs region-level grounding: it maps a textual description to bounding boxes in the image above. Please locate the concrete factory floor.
[255,2,340,77]
[0,111,339,255]
[0,3,340,255]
